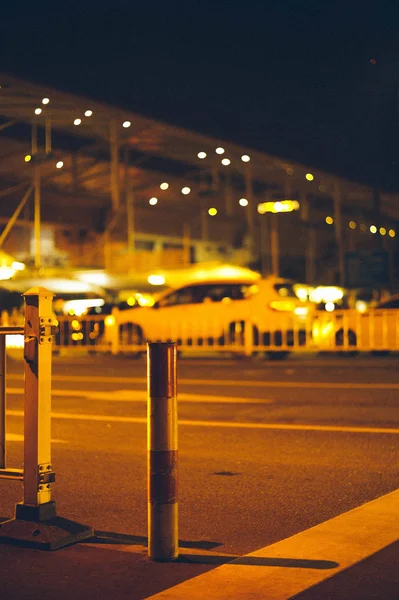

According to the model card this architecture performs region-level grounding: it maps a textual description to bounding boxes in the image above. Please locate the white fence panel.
[53,308,399,356]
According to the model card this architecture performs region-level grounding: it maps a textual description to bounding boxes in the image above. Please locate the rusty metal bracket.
[39,317,59,343]
[38,463,56,489]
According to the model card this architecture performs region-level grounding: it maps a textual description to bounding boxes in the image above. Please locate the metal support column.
[71,153,79,192]
[333,182,345,287]
[211,166,219,192]
[259,215,268,276]
[34,168,41,270]
[224,172,233,216]
[110,120,120,212]
[201,205,208,241]
[106,120,121,270]
[245,163,255,253]
[271,213,279,276]
[0,186,32,249]
[300,191,316,283]
[31,123,38,155]
[126,187,135,255]
[306,226,316,283]
[183,223,191,265]
[45,119,52,154]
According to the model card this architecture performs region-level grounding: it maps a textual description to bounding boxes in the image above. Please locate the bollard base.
[15,500,57,522]
[0,503,93,550]
[148,502,179,562]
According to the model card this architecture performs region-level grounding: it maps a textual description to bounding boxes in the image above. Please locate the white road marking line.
[5,432,66,443]
[5,410,399,434]
[7,373,399,389]
[144,488,399,600]
[5,433,24,442]
[5,388,272,404]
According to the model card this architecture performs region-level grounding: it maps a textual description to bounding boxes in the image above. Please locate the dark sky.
[2,1,399,190]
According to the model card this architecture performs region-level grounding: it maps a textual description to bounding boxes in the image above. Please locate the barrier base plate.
[0,515,94,550]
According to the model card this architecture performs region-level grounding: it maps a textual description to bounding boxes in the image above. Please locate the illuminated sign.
[257,200,300,214]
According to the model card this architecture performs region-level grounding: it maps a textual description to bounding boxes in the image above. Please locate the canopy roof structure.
[0,73,398,289]
[0,72,398,227]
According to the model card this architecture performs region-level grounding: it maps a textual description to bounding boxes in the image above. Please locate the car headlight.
[294,306,308,316]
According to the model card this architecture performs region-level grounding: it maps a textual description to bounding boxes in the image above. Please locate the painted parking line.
[5,432,66,443]
[5,388,273,405]
[144,488,399,600]
[7,373,399,389]
[5,410,399,435]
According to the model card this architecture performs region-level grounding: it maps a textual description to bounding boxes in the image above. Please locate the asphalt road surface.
[2,352,399,560]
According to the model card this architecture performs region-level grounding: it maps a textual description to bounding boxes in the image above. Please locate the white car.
[312,294,399,353]
[115,276,313,358]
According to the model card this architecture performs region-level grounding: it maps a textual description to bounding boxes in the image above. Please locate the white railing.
[53,311,314,356]
[312,308,399,353]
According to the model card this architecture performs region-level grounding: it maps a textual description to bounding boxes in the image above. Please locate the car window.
[200,283,254,302]
[156,282,256,307]
[202,284,235,302]
[158,286,200,307]
[274,283,297,298]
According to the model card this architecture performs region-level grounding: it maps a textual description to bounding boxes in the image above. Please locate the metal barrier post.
[0,287,93,550]
[147,342,178,561]
[110,306,120,355]
[18,287,55,517]
[244,321,253,357]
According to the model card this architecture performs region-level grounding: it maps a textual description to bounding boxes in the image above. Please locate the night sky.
[2,1,399,190]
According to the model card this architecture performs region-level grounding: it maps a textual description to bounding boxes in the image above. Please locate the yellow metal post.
[0,287,93,549]
[22,287,54,511]
[147,342,178,561]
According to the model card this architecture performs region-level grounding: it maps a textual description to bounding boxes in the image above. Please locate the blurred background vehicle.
[115,275,314,359]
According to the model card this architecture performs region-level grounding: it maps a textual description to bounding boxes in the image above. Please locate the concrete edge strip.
[144,488,399,600]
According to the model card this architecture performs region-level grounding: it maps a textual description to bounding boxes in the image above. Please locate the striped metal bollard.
[147,342,178,561]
